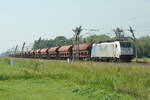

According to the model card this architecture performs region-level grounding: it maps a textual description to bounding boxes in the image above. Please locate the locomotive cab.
[118,41,135,61]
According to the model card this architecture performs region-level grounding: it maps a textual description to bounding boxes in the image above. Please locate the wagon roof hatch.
[58,45,72,52]
[48,47,59,52]
[40,48,49,53]
[73,43,91,51]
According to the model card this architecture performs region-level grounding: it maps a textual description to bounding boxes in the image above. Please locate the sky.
[0,0,150,53]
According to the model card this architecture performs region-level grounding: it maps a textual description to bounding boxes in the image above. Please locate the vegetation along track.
[1,57,150,100]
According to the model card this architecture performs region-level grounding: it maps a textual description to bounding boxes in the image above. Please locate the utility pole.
[21,42,26,57]
[9,45,18,66]
[129,26,138,62]
[10,47,13,57]
[73,26,83,61]
[14,45,18,54]
[71,39,75,61]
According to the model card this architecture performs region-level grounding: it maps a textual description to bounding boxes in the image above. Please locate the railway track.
[11,57,150,67]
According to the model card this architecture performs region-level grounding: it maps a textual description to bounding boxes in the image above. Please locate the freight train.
[9,41,135,62]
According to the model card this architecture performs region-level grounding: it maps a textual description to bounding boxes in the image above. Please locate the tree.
[136,36,150,58]
[32,37,54,49]
[54,36,68,46]
[86,34,111,43]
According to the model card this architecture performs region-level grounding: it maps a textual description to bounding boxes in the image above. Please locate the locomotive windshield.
[120,42,132,48]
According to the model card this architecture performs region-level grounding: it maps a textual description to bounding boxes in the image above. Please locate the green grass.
[132,58,150,62]
[0,57,149,100]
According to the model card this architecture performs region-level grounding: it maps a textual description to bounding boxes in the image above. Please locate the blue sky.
[0,0,150,52]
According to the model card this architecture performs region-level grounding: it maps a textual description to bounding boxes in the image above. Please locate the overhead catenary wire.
[81,11,150,38]
[96,12,150,30]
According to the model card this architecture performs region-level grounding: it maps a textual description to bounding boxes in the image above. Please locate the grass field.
[0,57,150,100]
[136,58,150,63]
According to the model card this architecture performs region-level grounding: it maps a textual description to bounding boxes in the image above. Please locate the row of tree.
[135,36,150,57]
[32,34,111,49]
[32,34,150,58]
